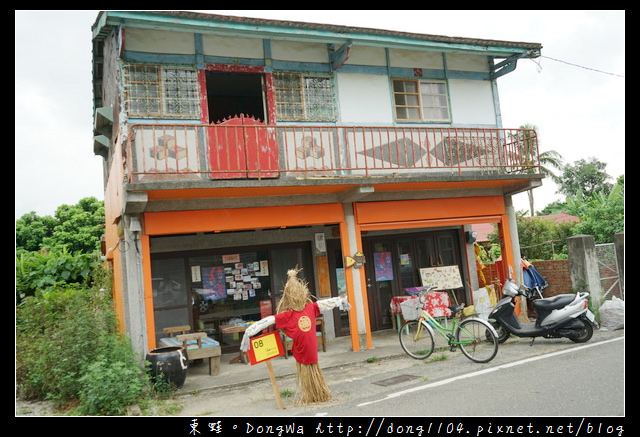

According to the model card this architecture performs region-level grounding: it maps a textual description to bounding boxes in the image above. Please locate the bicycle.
[398,288,499,363]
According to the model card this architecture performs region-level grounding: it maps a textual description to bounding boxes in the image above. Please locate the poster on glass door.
[374,252,394,281]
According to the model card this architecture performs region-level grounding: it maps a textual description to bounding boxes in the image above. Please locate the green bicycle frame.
[415,309,472,347]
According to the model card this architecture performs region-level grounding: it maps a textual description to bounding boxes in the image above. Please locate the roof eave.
[92,11,541,59]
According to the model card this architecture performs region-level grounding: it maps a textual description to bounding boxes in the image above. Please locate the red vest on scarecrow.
[275,302,320,365]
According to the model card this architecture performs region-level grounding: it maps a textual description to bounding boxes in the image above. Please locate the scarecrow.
[240,268,351,405]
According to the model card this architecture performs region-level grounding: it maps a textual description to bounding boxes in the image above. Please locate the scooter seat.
[533,294,575,311]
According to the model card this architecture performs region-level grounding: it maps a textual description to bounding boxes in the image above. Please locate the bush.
[16,249,94,303]
[78,347,146,415]
[16,262,148,414]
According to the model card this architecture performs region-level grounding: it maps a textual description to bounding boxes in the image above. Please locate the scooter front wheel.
[490,322,511,344]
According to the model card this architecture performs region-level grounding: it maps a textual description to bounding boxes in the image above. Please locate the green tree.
[16,197,104,254]
[16,249,94,302]
[565,175,624,243]
[16,197,105,302]
[15,212,57,252]
[515,124,564,216]
[556,157,612,199]
[538,200,568,216]
[516,213,577,260]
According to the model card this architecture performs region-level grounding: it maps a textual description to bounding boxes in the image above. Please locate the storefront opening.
[151,242,314,353]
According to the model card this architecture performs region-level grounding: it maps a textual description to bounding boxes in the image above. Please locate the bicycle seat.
[448,304,465,315]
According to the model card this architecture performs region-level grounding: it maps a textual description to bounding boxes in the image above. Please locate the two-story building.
[91,11,543,357]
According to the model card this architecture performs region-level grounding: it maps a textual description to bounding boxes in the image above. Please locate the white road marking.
[357,337,623,407]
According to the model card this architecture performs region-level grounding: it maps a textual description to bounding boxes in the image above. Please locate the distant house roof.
[472,223,496,243]
[471,211,578,243]
[528,211,580,224]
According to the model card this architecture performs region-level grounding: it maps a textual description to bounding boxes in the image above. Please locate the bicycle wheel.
[456,318,498,363]
[399,320,435,360]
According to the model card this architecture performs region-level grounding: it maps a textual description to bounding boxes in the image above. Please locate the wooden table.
[221,324,250,364]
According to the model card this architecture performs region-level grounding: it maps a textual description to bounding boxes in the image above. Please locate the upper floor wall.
[91,12,542,187]
[108,27,498,127]
[93,12,541,127]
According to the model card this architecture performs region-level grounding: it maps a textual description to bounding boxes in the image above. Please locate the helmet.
[502,279,519,297]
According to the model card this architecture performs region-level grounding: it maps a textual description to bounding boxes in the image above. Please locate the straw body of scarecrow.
[240,268,350,405]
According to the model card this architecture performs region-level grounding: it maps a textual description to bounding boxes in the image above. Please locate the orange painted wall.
[338,214,362,351]
[103,140,126,333]
[355,196,505,225]
[144,203,345,235]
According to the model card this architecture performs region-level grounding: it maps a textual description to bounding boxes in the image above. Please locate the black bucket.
[146,346,188,388]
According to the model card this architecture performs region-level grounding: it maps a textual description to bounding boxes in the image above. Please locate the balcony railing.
[125,117,540,183]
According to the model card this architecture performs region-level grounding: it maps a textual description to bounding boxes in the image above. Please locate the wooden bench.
[159,325,221,376]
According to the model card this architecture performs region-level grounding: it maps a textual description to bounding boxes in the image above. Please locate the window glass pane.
[152,258,190,341]
[419,81,450,121]
[270,247,312,305]
[162,68,200,117]
[423,107,449,120]
[395,107,420,120]
[125,64,199,118]
[304,77,334,120]
[274,72,335,121]
[395,94,420,106]
[393,79,422,121]
[188,251,271,348]
[126,65,162,116]
[393,80,417,93]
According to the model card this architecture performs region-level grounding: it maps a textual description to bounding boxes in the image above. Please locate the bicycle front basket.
[400,298,423,321]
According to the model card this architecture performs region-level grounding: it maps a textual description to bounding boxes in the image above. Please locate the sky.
[15,10,625,220]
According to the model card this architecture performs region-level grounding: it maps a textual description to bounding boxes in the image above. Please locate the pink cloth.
[391,292,451,318]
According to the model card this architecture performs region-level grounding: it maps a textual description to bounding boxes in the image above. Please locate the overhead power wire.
[540,55,625,78]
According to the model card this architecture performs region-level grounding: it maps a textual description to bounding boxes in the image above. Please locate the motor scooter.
[488,279,597,345]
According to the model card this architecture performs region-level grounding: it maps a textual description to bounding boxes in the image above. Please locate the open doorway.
[205,71,266,124]
[363,229,465,332]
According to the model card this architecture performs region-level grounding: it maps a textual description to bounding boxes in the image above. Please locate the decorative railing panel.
[126,119,540,183]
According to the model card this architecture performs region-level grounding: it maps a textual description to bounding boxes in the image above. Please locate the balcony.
[125,116,541,186]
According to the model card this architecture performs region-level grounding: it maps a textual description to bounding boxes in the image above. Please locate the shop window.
[151,242,314,352]
[189,251,271,349]
[270,246,312,308]
[152,258,190,341]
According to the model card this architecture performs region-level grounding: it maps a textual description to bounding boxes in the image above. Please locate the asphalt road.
[331,337,624,416]
[173,333,624,418]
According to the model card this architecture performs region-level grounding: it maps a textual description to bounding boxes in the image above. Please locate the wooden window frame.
[392,78,451,123]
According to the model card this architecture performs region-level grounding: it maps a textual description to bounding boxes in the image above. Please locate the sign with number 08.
[247,331,284,365]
